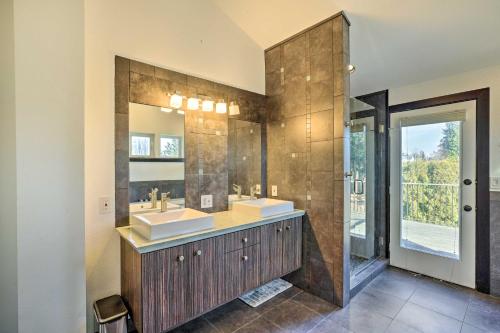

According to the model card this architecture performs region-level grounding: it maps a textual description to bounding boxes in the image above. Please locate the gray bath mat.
[239,278,292,307]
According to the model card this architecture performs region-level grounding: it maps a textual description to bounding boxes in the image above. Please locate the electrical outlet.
[99,197,112,214]
[255,184,261,195]
[201,195,213,208]
[271,185,278,197]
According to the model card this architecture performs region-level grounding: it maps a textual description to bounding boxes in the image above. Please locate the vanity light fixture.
[170,92,183,109]
[187,97,200,110]
[347,64,356,74]
[229,101,240,115]
[160,107,173,113]
[202,99,214,112]
[177,109,185,115]
[215,100,227,114]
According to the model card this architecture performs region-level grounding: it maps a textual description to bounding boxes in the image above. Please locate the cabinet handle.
[242,255,249,261]
[277,228,283,233]
[177,255,185,262]
[194,250,202,256]
[286,225,291,231]
[242,237,248,243]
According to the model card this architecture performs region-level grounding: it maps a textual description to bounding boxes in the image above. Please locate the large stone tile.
[308,317,352,333]
[234,317,287,333]
[266,46,282,73]
[284,115,306,153]
[204,300,260,333]
[409,280,470,320]
[283,35,306,79]
[262,299,323,333]
[309,21,333,55]
[327,303,392,333]
[253,286,303,314]
[310,52,333,83]
[169,316,218,333]
[266,70,283,96]
[394,302,462,333]
[460,323,487,333]
[464,293,500,332]
[283,75,306,117]
[385,320,422,333]
[365,268,418,300]
[310,140,333,172]
[311,171,333,202]
[349,287,405,319]
[311,110,333,142]
[290,291,338,317]
[310,80,333,113]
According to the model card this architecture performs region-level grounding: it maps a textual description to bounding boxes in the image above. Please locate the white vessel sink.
[129,201,180,215]
[232,198,294,217]
[131,208,214,240]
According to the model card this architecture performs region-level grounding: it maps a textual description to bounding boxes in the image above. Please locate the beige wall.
[85,0,264,330]
[0,0,18,331]
[13,0,86,331]
[389,64,500,183]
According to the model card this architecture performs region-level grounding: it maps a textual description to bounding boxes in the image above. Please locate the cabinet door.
[222,249,243,302]
[242,244,261,292]
[167,244,192,328]
[192,238,219,314]
[282,217,302,274]
[260,221,284,283]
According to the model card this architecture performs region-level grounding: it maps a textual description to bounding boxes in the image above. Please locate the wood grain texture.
[222,248,244,302]
[224,227,261,253]
[121,239,143,333]
[260,221,284,283]
[192,238,219,314]
[243,244,261,292]
[283,217,303,274]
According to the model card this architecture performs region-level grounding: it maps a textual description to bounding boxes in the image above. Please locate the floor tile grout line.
[203,316,222,333]
[405,299,467,323]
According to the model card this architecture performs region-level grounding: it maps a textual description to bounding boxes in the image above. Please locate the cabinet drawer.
[224,227,260,253]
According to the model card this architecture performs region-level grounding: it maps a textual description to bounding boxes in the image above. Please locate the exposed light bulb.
[347,64,356,73]
[170,93,183,109]
[187,97,199,110]
[229,102,240,115]
[202,100,214,112]
[215,100,227,114]
[160,107,173,113]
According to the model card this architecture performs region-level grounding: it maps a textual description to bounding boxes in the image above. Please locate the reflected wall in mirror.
[129,102,185,214]
[228,119,261,206]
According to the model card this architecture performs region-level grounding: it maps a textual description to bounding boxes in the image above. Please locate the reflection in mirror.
[129,103,185,214]
[227,119,261,208]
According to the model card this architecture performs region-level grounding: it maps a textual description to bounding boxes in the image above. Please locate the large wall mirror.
[114,57,267,226]
[128,102,185,214]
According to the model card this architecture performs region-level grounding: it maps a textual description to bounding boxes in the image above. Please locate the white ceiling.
[212,0,500,96]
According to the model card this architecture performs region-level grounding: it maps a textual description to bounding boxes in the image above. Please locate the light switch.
[271,185,278,197]
[99,197,112,214]
[201,195,213,208]
[255,184,261,195]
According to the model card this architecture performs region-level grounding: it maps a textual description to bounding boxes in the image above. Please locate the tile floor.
[166,267,500,333]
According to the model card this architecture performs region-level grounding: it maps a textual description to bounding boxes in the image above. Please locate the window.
[160,135,182,158]
[130,133,154,157]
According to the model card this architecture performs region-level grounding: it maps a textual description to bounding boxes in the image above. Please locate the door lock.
[463,179,472,185]
[464,205,473,212]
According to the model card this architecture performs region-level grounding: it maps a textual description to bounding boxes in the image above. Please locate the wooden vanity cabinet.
[260,217,303,282]
[122,216,302,333]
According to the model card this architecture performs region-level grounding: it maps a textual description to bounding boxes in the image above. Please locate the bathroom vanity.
[118,210,304,333]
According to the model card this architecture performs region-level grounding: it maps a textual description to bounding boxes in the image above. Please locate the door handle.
[464,205,473,212]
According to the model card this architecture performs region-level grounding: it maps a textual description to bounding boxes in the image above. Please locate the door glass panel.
[400,120,461,259]
[350,125,367,238]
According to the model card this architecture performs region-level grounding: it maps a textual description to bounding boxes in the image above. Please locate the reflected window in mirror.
[129,102,185,214]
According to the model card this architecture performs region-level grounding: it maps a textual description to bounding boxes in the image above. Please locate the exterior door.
[389,101,476,288]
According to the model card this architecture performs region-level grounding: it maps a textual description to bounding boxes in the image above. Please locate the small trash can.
[93,295,128,333]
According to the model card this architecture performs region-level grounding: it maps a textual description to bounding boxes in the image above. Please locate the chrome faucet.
[233,184,242,198]
[149,188,159,209]
[161,192,171,212]
[250,185,257,200]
